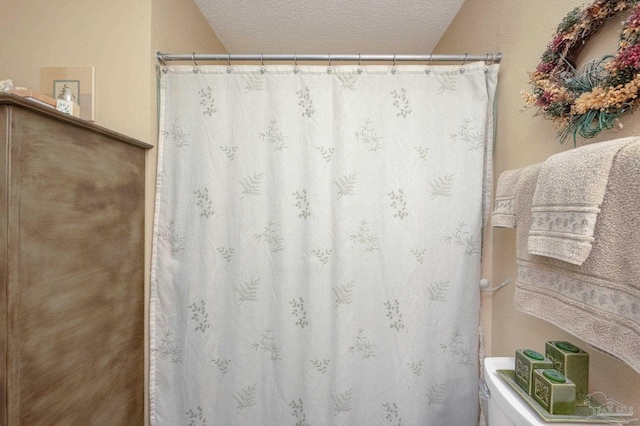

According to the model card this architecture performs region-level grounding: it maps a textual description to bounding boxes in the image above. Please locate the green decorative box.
[545,341,589,406]
[533,369,576,415]
[515,349,553,395]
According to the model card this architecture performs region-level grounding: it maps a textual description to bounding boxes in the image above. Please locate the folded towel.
[528,137,639,265]
[491,168,522,228]
[512,141,640,374]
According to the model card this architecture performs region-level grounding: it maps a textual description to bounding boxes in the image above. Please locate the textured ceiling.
[192,0,467,54]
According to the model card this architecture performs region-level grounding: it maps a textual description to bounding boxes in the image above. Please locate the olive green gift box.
[515,349,553,395]
[545,341,589,406]
[532,369,576,415]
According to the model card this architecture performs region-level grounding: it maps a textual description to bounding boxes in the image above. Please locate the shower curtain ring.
[391,54,397,74]
[227,53,232,73]
[294,53,299,73]
[460,53,468,74]
[260,53,265,74]
[156,51,166,66]
[327,54,332,74]
[484,53,493,74]
[358,54,363,74]
[426,53,432,74]
[192,53,199,73]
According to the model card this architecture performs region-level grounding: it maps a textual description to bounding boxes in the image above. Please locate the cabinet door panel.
[2,103,147,425]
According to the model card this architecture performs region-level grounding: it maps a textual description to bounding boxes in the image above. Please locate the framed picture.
[41,67,94,121]
[53,80,80,103]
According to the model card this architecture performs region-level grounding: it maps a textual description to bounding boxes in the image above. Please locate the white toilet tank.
[483,357,603,426]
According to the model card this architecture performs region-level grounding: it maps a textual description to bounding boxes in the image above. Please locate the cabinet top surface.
[0,93,153,150]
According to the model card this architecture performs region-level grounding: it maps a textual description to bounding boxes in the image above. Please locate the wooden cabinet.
[0,93,151,425]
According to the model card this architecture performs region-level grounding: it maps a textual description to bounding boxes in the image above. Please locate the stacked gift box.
[513,341,589,415]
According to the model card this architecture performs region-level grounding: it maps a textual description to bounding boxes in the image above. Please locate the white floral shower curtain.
[151,62,499,425]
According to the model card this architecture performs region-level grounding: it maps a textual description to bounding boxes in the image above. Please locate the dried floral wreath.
[522,0,640,144]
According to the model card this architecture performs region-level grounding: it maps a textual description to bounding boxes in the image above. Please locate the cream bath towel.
[491,168,522,228]
[528,137,639,265]
[513,141,640,374]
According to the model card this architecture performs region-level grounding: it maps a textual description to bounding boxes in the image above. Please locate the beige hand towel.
[528,136,640,265]
[513,141,640,374]
[491,168,522,228]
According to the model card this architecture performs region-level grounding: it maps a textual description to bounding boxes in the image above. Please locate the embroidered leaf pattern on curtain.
[151,63,499,425]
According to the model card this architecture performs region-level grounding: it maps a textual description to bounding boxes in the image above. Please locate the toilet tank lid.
[484,357,546,426]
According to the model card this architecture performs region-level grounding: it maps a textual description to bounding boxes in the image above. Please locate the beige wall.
[436,0,640,413]
[0,0,225,141]
[1,0,153,142]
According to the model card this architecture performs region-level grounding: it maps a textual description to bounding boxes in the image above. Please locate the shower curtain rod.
[156,51,502,65]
